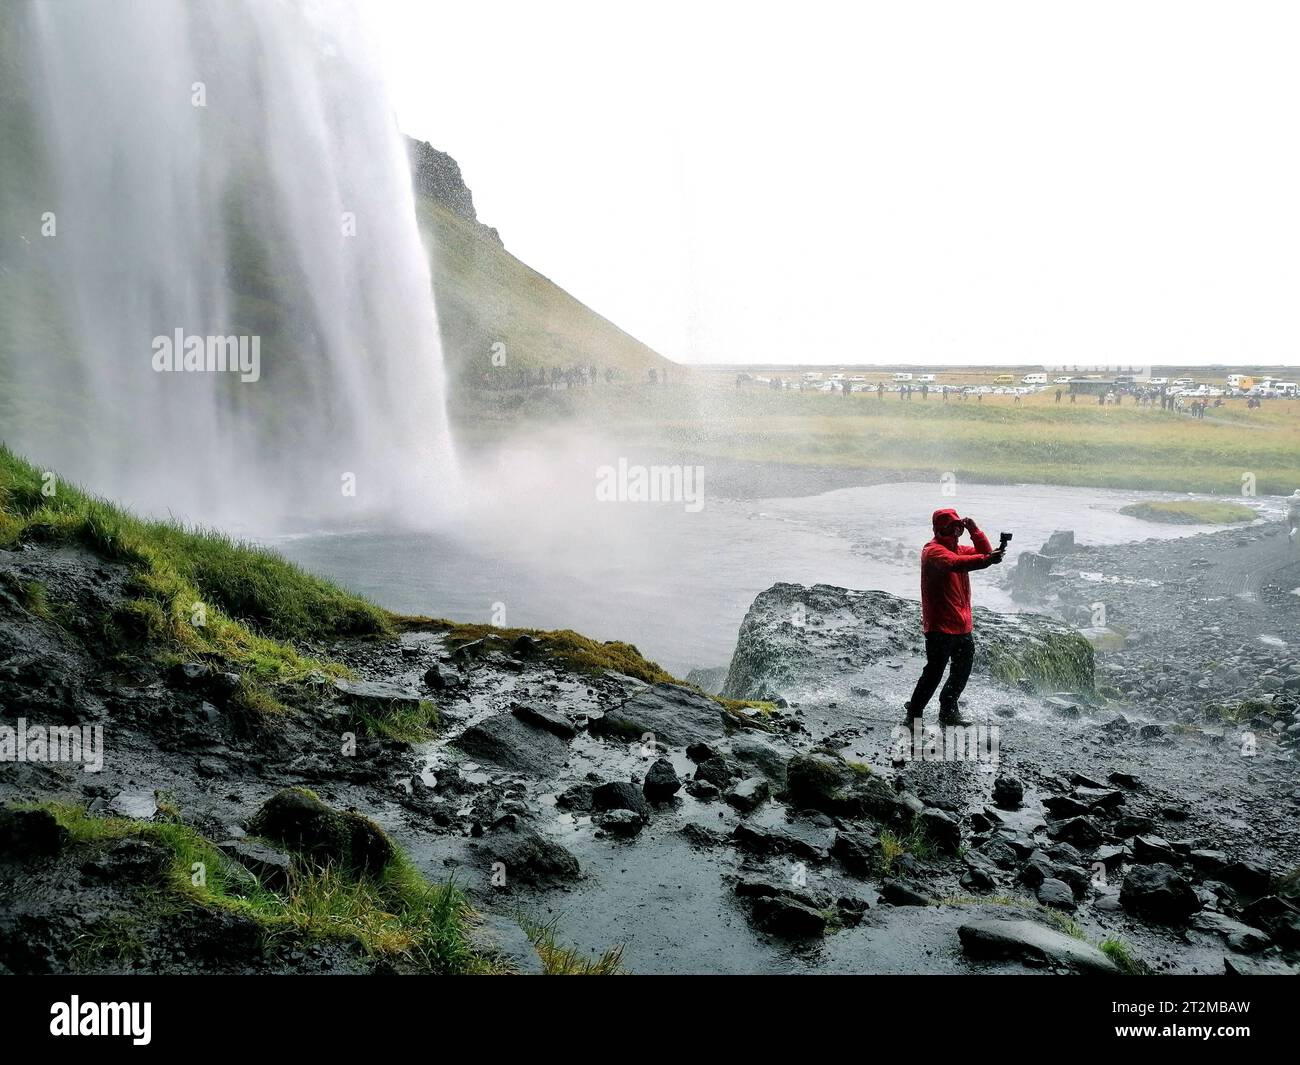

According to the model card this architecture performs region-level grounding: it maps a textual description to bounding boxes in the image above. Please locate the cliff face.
[406,137,502,247]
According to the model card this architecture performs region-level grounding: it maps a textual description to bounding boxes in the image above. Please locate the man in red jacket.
[905,508,1004,727]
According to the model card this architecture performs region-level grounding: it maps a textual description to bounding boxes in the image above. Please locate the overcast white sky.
[369,0,1300,367]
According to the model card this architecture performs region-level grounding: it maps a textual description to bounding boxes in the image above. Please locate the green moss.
[0,445,385,709]
[1119,500,1256,525]
[34,801,488,974]
[984,630,1094,693]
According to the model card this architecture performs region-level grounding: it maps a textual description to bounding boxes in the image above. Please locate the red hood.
[931,507,962,545]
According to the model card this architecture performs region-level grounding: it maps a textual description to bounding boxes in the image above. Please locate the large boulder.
[479,827,580,886]
[592,780,651,819]
[451,713,570,776]
[958,918,1117,973]
[722,583,1092,700]
[589,683,730,748]
[1120,863,1200,923]
[247,788,393,876]
[785,752,914,827]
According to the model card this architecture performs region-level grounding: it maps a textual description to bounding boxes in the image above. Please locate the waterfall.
[5,0,457,529]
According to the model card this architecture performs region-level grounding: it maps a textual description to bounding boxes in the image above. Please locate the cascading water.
[3,0,457,529]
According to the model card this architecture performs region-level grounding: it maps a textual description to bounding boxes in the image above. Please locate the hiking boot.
[938,706,973,727]
[902,701,922,728]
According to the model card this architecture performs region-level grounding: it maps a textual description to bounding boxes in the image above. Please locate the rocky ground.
[2,521,1298,975]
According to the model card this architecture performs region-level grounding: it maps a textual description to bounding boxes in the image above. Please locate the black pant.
[908,631,974,717]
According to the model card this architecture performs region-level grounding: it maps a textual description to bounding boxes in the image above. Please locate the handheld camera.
[998,532,1013,551]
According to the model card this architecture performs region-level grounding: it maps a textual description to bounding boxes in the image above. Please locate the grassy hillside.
[415,194,676,420]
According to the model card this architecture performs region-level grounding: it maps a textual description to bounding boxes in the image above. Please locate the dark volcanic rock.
[919,808,961,854]
[0,808,67,857]
[452,713,570,776]
[749,894,827,938]
[724,776,771,812]
[880,879,930,906]
[248,788,393,876]
[480,827,580,886]
[832,827,882,876]
[642,757,682,803]
[1036,878,1077,911]
[991,774,1023,809]
[1120,863,1200,923]
[589,683,729,748]
[592,780,651,819]
[595,809,645,838]
[510,701,578,740]
[958,918,1117,973]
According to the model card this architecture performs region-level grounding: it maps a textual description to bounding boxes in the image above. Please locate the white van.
[1022,373,1048,385]
[892,372,913,382]
[917,374,936,383]
[1276,382,1299,397]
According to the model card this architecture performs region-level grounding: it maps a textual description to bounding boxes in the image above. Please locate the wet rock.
[785,752,912,827]
[480,827,580,886]
[422,664,456,691]
[958,918,1117,973]
[592,780,651,819]
[1018,853,1055,889]
[1040,530,1077,556]
[510,701,578,740]
[1132,835,1180,865]
[679,823,727,849]
[0,808,67,857]
[590,683,729,748]
[749,894,827,938]
[332,677,424,714]
[991,774,1023,809]
[836,896,870,927]
[452,714,570,777]
[961,862,999,892]
[1189,849,1228,873]
[1239,896,1300,948]
[686,742,719,763]
[832,827,882,876]
[468,914,544,975]
[733,822,829,863]
[1190,912,1271,954]
[1046,816,1103,846]
[728,735,790,785]
[724,777,770,813]
[1036,878,1077,911]
[247,788,393,876]
[555,783,595,813]
[1075,786,1125,812]
[976,837,1021,871]
[1215,860,1273,897]
[642,758,681,803]
[1120,863,1199,923]
[879,879,930,906]
[218,839,293,890]
[1042,795,1091,819]
[1112,814,1159,838]
[684,779,720,801]
[919,808,961,854]
[693,756,735,788]
[1108,771,1142,790]
[595,809,645,838]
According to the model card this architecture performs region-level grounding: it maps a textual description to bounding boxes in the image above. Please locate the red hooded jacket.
[920,507,995,634]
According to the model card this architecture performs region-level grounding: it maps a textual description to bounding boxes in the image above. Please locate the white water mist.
[18,0,457,528]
